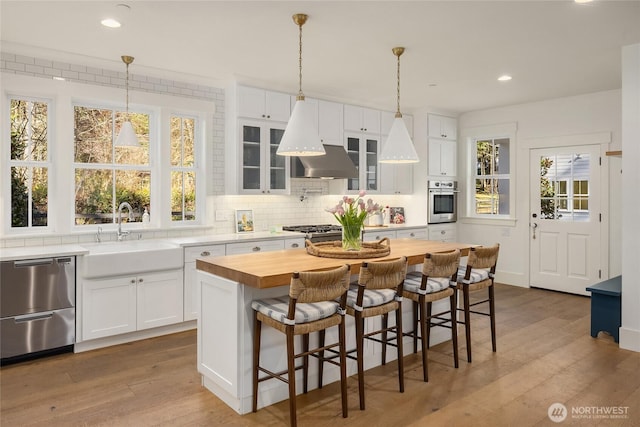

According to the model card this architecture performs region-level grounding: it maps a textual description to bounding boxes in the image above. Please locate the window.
[9,98,50,229]
[473,137,511,216]
[170,115,197,222]
[73,105,150,225]
[539,153,590,221]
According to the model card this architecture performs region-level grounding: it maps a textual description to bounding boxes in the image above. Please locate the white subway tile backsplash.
[15,55,35,65]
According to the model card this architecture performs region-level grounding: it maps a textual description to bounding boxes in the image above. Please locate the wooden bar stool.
[402,249,460,382]
[319,256,407,410]
[251,264,351,427]
[455,244,500,363]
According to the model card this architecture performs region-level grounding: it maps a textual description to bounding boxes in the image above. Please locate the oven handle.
[428,189,459,194]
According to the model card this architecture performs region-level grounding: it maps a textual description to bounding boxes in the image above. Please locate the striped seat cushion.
[251,296,339,325]
[345,284,396,310]
[403,271,451,294]
[457,266,490,283]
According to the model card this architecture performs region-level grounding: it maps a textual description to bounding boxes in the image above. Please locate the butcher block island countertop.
[195,238,474,415]
[196,238,473,289]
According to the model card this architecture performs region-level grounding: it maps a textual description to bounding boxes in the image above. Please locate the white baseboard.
[619,327,640,352]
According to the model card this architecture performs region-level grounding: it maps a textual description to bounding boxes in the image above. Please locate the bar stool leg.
[286,326,297,427]
[462,285,472,363]
[396,305,405,393]
[317,330,325,389]
[381,313,388,365]
[302,334,309,393]
[426,301,432,349]
[355,313,366,410]
[450,291,459,368]
[489,285,497,352]
[419,297,429,382]
[412,301,419,354]
[252,313,261,413]
[338,317,349,418]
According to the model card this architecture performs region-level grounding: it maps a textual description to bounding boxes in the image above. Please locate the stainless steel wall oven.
[428,180,458,224]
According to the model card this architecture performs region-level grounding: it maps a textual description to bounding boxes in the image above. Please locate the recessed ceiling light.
[575,0,593,4]
[101,18,121,28]
[498,75,512,82]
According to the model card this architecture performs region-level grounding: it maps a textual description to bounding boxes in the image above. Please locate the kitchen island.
[196,239,473,414]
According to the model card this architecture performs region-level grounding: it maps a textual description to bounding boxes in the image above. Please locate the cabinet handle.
[131,279,136,284]
[441,230,445,235]
[262,114,266,118]
[267,115,271,119]
[252,246,261,252]
[410,233,415,237]
[138,278,144,283]
[291,243,299,248]
[201,251,211,256]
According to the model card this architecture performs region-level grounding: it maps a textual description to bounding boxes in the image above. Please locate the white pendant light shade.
[115,120,139,147]
[380,116,419,163]
[277,98,325,156]
[115,55,140,147]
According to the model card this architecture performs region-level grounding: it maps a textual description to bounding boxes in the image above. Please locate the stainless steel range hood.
[291,144,358,179]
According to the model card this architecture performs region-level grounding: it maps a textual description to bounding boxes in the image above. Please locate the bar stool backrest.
[466,244,500,272]
[290,264,351,304]
[359,257,408,291]
[423,250,461,280]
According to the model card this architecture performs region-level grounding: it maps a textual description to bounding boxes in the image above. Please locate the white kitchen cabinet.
[239,119,289,194]
[137,270,184,330]
[82,269,183,340]
[318,100,344,146]
[362,229,396,242]
[428,138,457,177]
[396,228,428,240]
[184,244,226,321]
[226,239,285,255]
[344,104,380,134]
[428,114,457,140]
[238,86,291,122]
[428,223,457,242]
[82,276,137,340]
[284,238,305,250]
[345,132,381,193]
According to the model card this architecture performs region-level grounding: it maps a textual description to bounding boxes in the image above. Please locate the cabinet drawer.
[284,238,305,250]
[185,245,225,263]
[226,240,284,255]
[396,229,428,240]
[363,230,396,242]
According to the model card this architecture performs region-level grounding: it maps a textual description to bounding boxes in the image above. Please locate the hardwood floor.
[1,284,638,426]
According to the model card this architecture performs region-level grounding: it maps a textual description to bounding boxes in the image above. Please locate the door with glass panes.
[529,144,601,295]
[240,120,289,194]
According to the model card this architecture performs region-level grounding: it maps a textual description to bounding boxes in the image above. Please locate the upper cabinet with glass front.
[226,85,291,194]
[344,105,381,193]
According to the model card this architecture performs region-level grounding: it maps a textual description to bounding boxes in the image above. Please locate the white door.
[529,145,601,295]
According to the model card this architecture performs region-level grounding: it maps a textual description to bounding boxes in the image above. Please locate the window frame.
[3,94,54,235]
[462,123,517,225]
[169,113,201,224]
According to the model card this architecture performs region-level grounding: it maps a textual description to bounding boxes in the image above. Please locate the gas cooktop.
[282,224,342,234]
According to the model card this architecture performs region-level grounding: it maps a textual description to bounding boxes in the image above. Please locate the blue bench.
[586,275,622,343]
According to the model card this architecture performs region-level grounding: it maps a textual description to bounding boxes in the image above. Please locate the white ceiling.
[2,1,640,114]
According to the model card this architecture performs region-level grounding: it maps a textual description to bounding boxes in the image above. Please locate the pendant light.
[276,14,325,157]
[115,55,140,147]
[379,47,419,163]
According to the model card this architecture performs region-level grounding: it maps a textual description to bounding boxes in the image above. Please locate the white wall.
[457,89,622,287]
[620,44,640,352]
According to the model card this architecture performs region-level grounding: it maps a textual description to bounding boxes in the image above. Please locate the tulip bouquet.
[326,190,381,250]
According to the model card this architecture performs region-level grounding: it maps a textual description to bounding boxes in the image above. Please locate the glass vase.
[342,224,363,251]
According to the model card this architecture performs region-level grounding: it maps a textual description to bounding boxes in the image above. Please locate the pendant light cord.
[125,61,130,119]
[396,52,401,117]
[297,20,304,100]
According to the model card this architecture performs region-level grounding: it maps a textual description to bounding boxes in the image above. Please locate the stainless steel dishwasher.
[1,256,75,363]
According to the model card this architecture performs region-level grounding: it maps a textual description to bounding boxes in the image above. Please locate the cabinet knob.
[201,251,211,256]
[266,115,271,119]
[138,278,144,283]
[291,243,299,248]
[262,114,266,118]
[441,230,445,234]
[410,233,415,237]
[252,246,261,252]
[131,279,136,284]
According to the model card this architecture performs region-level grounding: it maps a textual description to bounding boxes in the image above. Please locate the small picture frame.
[390,207,405,224]
[235,209,254,233]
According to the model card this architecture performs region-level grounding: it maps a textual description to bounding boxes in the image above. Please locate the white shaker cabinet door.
[82,276,137,340]
[137,270,184,330]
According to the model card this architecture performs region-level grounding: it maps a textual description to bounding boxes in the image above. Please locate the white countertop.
[0,244,89,262]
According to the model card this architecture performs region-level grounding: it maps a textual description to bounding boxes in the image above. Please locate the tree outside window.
[170,116,196,222]
[474,138,510,216]
[9,99,49,228]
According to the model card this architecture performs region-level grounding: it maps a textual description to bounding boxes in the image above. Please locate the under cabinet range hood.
[291,144,358,179]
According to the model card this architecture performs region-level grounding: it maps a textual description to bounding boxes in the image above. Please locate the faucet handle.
[96,226,103,243]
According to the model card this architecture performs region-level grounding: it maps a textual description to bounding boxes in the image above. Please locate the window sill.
[458,217,517,227]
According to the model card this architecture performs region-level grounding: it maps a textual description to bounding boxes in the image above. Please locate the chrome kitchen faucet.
[117,202,134,241]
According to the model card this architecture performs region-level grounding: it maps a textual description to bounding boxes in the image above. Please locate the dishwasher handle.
[14,258,54,268]
[14,311,55,323]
